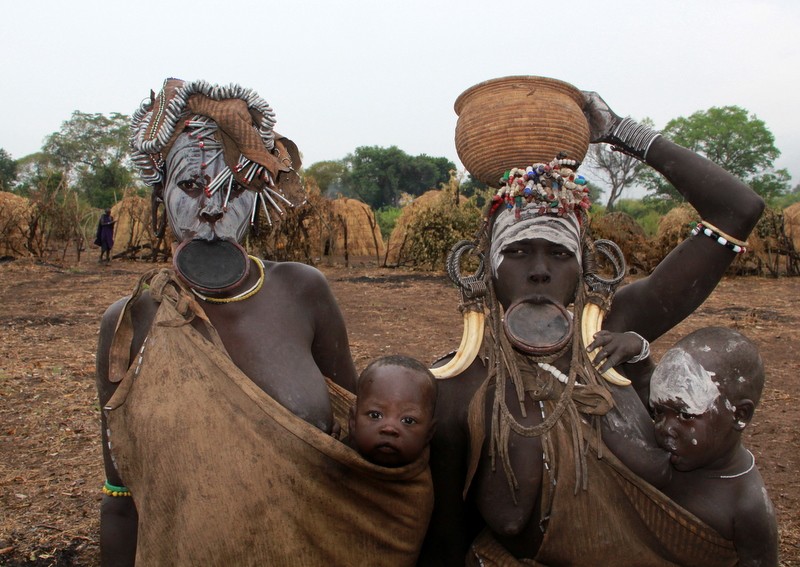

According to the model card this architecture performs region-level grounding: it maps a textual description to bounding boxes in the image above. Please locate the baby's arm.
[589,329,655,406]
[588,329,649,373]
[592,330,671,487]
[733,475,778,566]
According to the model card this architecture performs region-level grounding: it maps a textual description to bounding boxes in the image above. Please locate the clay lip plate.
[173,239,250,293]
[503,299,573,355]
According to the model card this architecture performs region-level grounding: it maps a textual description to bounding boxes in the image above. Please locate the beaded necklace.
[715,449,756,479]
[191,256,265,304]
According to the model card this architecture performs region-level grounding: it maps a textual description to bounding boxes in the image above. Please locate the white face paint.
[650,348,722,415]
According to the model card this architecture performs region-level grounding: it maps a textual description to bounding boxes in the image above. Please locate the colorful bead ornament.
[488,154,591,222]
[691,221,748,254]
[102,480,132,497]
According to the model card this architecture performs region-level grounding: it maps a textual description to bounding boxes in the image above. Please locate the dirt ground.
[0,256,798,566]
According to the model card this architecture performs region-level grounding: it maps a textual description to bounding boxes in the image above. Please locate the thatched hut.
[108,191,172,260]
[252,180,383,265]
[327,197,385,262]
[588,211,653,274]
[0,191,31,258]
[783,202,800,253]
[385,189,472,267]
[654,204,697,257]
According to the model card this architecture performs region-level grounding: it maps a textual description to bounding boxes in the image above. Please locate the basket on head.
[454,76,590,187]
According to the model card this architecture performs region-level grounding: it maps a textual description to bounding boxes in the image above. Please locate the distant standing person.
[95,208,115,263]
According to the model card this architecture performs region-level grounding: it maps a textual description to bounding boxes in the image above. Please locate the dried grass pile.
[654,204,698,258]
[328,197,385,261]
[783,202,800,253]
[589,211,653,274]
[0,191,32,257]
[108,191,172,260]
[385,188,477,269]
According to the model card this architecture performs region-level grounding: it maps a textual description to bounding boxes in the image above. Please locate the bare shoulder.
[732,469,779,566]
[100,295,129,331]
[433,357,488,427]
[263,260,330,291]
[734,469,776,520]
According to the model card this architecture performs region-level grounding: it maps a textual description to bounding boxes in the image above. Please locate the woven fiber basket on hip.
[454,76,590,187]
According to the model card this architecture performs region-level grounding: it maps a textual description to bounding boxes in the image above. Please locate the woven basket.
[454,76,590,187]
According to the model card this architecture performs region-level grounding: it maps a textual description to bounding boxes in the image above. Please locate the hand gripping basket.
[454,76,590,187]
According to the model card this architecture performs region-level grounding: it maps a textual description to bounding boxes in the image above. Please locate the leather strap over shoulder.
[108,268,162,383]
[107,268,222,382]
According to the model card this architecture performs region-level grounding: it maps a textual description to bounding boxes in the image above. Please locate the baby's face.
[350,366,435,467]
[650,348,738,472]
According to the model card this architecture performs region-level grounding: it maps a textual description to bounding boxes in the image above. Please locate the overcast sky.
[2,0,798,196]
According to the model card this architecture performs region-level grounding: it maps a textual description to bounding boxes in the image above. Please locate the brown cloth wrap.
[466,395,738,567]
[104,270,433,566]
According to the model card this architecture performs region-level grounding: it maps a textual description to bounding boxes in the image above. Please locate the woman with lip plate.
[419,78,765,566]
[96,79,432,567]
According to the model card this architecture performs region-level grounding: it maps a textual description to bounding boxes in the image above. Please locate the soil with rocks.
[1,256,798,566]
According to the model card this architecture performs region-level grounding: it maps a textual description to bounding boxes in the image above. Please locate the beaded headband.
[487,154,590,221]
[486,154,591,275]
[130,78,305,226]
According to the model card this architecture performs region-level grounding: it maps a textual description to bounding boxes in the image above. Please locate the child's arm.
[733,475,779,567]
[588,329,647,373]
[589,330,656,407]
[591,330,672,487]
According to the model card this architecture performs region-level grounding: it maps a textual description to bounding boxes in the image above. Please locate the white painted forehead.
[650,347,722,414]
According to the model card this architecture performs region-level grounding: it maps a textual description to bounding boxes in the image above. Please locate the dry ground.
[0,256,798,565]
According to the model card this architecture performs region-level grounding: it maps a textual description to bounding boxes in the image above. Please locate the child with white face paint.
[608,326,778,566]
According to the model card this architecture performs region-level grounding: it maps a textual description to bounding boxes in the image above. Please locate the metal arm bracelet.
[605,117,662,161]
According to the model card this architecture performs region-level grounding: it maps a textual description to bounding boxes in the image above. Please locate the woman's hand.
[581,91,622,144]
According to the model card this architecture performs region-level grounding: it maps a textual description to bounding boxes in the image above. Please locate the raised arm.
[582,91,765,341]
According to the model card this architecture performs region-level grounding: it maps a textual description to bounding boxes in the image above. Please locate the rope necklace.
[716,449,756,479]
[191,256,265,304]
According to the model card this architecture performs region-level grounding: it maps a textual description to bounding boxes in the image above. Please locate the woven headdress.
[130,78,304,225]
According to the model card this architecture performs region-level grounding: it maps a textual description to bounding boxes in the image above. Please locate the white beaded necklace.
[716,449,756,479]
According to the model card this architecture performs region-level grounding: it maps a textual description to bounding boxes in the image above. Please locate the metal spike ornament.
[130,78,304,227]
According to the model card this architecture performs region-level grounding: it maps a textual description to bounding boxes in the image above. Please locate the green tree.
[641,106,790,203]
[374,206,402,240]
[340,146,454,209]
[42,111,137,207]
[771,182,800,209]
[13,152,63,198]
[584,118,653,211]
[459,175,490,208]
[0,148,18,190]
[303,160,348,197]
